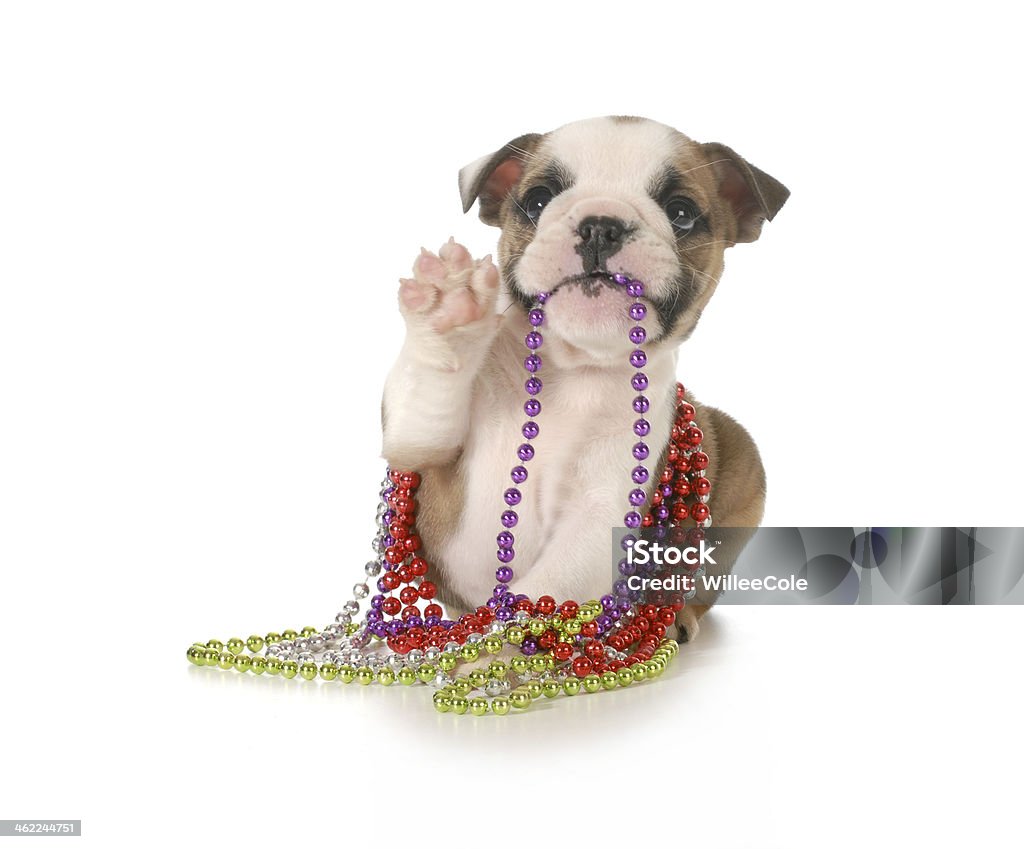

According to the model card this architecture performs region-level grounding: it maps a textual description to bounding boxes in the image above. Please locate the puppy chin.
[546,281,629,338]
[525,279,666,361]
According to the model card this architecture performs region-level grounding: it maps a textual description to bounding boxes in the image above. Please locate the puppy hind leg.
[673,602,709,643]
[671,402,766,643]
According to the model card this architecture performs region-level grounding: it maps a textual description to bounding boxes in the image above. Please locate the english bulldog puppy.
[382,116,787,641]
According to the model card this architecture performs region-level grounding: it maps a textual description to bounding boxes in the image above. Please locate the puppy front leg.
[382,239,500,469]
[508,494,623,606]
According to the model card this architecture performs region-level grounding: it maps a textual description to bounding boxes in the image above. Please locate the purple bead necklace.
[490,274,656,627]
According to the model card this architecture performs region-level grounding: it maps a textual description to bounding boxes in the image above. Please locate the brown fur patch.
[691,398,767,529]
[676,396,766,626]
[654,389,767,636]
[494,140,552,301]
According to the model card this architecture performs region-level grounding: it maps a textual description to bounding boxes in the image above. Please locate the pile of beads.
[186,275,711,715]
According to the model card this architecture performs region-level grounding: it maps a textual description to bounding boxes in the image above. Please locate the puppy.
[382,116,787,641]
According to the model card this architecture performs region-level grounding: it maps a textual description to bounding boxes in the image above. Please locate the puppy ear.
[700,142,789,243]
[458,133,543,226]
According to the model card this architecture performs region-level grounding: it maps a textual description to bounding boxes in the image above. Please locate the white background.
[1,2,1022,847]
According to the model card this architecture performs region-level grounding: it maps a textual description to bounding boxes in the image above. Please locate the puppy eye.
[665,197,700,235]
[523,186,554,223]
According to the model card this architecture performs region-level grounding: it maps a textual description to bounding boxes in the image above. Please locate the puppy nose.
[576,216,627,272]
[577,215,624,246]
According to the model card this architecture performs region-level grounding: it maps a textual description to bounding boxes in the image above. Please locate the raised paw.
[398,238,500,335]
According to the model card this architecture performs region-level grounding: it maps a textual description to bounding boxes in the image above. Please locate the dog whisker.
[686,265,721,286]
[669,276,684,317]
[683,237,732,252]
[507,144,538,161]
[509,196,538,229]
[676,158,732,178]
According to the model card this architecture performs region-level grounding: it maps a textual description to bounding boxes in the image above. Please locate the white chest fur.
[438,319,678,607]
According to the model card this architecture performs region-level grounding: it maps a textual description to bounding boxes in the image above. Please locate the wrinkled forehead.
[530,117,699,192]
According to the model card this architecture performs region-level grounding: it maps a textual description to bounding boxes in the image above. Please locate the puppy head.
[459,117,788,360]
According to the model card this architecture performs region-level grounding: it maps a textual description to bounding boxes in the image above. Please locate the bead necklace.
[186,274,712,715]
